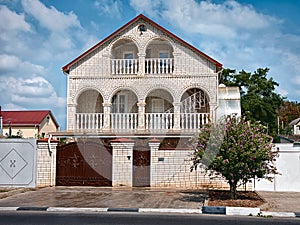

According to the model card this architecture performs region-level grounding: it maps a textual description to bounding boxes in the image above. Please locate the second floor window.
[124,52,133,67]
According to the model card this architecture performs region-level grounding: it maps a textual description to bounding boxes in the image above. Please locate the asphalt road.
[0,212,299,225]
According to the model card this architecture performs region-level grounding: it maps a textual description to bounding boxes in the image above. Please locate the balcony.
[74,112,209,132]
[111,58,174,75]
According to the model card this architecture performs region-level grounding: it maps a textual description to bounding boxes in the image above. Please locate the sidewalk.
[0,187,206,209]
[0,187,299,217]
[259,191,300,212]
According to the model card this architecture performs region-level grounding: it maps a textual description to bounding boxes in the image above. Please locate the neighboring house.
[290,118,300,135]
[1,110,59,138]
[55,14,241,188]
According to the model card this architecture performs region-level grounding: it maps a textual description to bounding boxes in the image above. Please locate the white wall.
[254,143,300,192]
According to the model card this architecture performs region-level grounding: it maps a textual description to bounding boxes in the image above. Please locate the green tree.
[220,68,284,140]
[191,115,278,199]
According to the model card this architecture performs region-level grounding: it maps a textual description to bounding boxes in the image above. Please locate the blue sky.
[0,0,300,130]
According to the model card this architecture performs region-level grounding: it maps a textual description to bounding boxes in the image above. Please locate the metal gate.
[133,140,150,187]
[56,139,112,186]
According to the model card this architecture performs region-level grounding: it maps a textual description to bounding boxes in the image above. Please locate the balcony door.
[112,94,125,113]
[152,99,164,129]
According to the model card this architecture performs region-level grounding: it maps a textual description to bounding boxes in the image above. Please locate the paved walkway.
[0,187,206,209]
[259,191,300,212]
[0,187,299,213]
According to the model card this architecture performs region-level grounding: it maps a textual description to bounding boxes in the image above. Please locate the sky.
[0,0,300,130]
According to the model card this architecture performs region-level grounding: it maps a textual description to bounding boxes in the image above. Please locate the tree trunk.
[229,182,237,199]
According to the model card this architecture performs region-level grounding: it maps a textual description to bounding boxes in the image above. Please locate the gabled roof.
[62,14,222,74]
[1,110,59,127]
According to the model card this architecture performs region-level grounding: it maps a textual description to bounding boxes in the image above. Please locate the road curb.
[0,206,299,218]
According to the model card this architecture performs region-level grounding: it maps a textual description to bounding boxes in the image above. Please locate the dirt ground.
[208,190,265,207]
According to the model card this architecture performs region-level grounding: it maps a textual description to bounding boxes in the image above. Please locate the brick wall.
[111,138,135,187]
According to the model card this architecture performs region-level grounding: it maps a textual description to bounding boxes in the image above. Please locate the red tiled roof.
[1,110,58,127]
[62,14,222,73]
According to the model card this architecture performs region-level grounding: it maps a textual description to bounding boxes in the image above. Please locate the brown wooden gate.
[133,140,150,187]
[56,139,112,186]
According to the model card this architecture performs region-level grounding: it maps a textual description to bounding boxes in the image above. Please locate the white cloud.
[0,76,66,109]
[130,0,279,39]
[0,54,46,75]
[21,0,81,32]
[94,0,123,18]
[0,5,31,32]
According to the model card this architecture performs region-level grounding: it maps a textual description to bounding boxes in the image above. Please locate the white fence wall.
[0,138,58,188]
[0,139,36,187]
[255,143,300,192]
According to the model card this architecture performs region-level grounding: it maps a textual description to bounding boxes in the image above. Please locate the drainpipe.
[0,106,2,136]
[48,134,54,187]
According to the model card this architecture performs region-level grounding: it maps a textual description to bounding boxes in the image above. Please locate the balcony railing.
[111,58,174,75]
[75,113,104,130]
[145,113,174,130]
[111,113,138,130]
[145,58,174,74]
[180,113,210,131]
[74,113,209,132]
[111,59,139,75]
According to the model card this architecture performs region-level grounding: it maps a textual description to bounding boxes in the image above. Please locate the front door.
[133,140,150,187]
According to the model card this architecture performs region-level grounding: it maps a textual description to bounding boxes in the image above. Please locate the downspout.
[48,134,54,187]
[215,68,223,123]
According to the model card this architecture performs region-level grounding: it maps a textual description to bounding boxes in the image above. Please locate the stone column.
[137,53,146,76]
[36,139,59,187]
[103,102,111,131]
[67,103,77,130]
[137,100,146,131]
[173,102,181,131]
[148,138,161,187]
[111,138,135,187]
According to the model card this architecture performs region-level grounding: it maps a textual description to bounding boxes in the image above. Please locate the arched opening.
[111,39,139,75]
[145,38,174,74]
[180,88,209,113]
[111,89,138,130]
[75,90,104,130]
[145,89,174,130]
[180,88,210,130]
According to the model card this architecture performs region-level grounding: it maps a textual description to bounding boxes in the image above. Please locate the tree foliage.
[278,101,300,134]
[220,68,284,140]
[191,115,278,199]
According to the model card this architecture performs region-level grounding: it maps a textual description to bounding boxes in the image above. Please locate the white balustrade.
[145,58,174,75]
[145,113,174,130]
[75,112,209,132]
[111,59,139,75]
[111,113,138,130]
[75,113,104,130]
[180,113,209,130]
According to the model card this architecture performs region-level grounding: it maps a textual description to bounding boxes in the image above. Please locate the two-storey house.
[56,14,241,188]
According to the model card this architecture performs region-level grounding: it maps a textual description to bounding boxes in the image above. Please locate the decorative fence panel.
[0,139,36,187]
